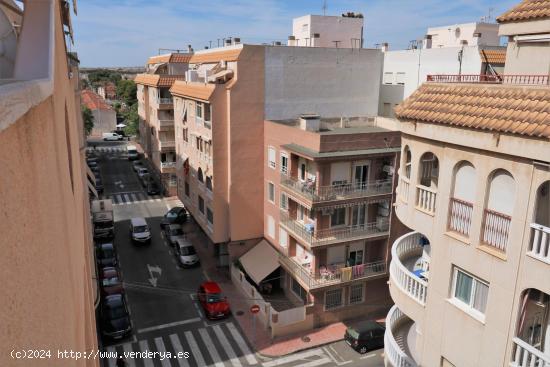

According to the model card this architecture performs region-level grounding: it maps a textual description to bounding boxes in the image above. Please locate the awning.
[239,240,280,285]
[87,180,98,198]
[86,166,96,186]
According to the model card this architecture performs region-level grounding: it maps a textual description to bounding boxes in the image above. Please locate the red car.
[100,267,123,296]
[197,282,230,320]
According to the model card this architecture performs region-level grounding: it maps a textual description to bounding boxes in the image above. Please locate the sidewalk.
[183,218,349,358]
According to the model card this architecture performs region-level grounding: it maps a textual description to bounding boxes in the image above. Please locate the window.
[291,277,307,304]
[349,284,364,304]
[268,147,276,169]
[300,163,306,181]
[198,196,205,214]
[331,207,346,227]
[452,267,489,316]
[150,127,155,136]
[395,72,406,85]
[185,182,190,197]
[280,152,288,175]
[280,192,288,210]
[198,168,204,183]
[383,72,393,84]
[161,153,166,162]
[204,104,211,122]
[268,182,275,203]
[207,208,213,224]
[279,228,288,248]
[206,176,212,191]
[182,128,188,142]
[325,288,343,310]
[196,102,203,119]
[267,215,275,238]
[298,205,305,222]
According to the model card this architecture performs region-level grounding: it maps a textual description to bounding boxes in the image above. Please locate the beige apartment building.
[0,1,98,366]
[385,1,550,366]
[135,53,190,195]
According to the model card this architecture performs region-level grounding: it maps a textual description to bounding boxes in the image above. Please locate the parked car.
[100,294,132,340]
[101,275,124,296]
[344,321,385,354]
[132,160,144,172]
[175,239,200,268]
[197,282,230,320]
[129,217,151,244]
[99,267,119,279]
[95,177,104,194]
[102,132,123,141]
[137,167,149,179]
[140,173,151,188]
[126,145,139,160]
[165,224,185,246]
[86,156,98,165]
[160,206,187,228]
[146,180,161,195]
[96,243,117,268]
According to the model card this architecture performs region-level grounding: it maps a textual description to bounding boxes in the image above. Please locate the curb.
[256,336,345,359]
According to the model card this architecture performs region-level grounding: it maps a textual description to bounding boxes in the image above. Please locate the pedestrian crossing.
[107,192,162,205]
[87,146,126,154]
[103,322,259,367]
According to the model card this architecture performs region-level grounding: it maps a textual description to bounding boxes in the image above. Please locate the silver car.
[130,217,151,244]
[174,239,199,268]
[165,224,185,246]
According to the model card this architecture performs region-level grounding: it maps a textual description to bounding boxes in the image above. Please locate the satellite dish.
[0,5,18,79]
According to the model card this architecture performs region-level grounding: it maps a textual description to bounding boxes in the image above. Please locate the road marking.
[225,322,258,365]
[105,347,116,367]
[147,264,162,287]
[213,324,242,367]
[154,337,172,367]
[122,343,137,367]
[169,334,190,367]
[131,193,139,202]
[360,353,377,360]
[199,328,224,367]
[184,330,207,367]
[124,194,131,202]
[322,346,352,366]
[138,340,154,367]
[137,317,202,334]
[111,195,119,204]
[263,349,325,367]
[294,357,332,367]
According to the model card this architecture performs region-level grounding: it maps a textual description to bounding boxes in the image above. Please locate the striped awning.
[314,198,390,211]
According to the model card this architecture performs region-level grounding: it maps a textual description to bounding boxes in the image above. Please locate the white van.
[127,145,139,160]
[129,217,151,244]
[102,132,123,141]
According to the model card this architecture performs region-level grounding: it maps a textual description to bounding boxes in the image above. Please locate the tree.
[116,79,137,106]
[122,103,139,137]
[82,106,94,136]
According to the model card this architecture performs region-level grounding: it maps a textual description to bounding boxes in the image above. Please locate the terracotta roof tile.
[134,74,185,87]
[147,53,193,65]
[81,89,112,111]
[395,83,550,139]
[479,49,506,64]
[497,0,550,23]
[169,81,216,101]
[189,48,242,64]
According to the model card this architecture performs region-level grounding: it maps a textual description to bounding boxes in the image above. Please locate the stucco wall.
[90,108,116,137]
[504,41,550,75]
[291,15,363,48]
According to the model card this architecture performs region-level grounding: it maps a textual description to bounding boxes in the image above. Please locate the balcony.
[389,232,429,306]
[427,74,550,85]
[280,211,389,247]
[158,97,173,105]
[415,185,436,215]
[481,208,511,253]
[384,305,418,367]
[447,197,474,237]
[280,175,392,204]
[398,175,410,202]
[279,255,386,290]
[510,337,550,367]
[159,119,174,129]
[160,161,176,172]
[528,223,550,264]
[159,140,176,151]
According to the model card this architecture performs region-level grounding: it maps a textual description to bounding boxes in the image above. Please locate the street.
[94,140,384,367]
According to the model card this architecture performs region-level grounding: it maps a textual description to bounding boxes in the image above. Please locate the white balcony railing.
[448,197,474,237]
[416,185,437,214]
[481,208,511,252]
[510,337,550,367]
[159,119,174,128]
[159,140,176,150]
[390,232,428,305]
[158,97,173,105]
[161,161,176,169]
[399,176,410,202]
[385,305,417,367]
[528,223,550,264]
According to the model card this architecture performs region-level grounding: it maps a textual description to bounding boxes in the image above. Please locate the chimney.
[381,42,389,52]
[473,32,481,45]
[187,44,193,53]
[422,35,432,49]
[299,114,321,132]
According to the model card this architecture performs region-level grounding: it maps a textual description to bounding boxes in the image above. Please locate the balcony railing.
[160,161,176,169]
[390,232,428,305]
[528,223,550,264]
[280,211,389,247]
[159,140,176,150]
[159,119,174,128]
[385,305,417,367]
[399,175,410,202]
[510,337,550,367]
[416,185,437,214]
[448,197,474,237]
[280,175,392,203]
[279,255,386,290]
[481,208,511,252]
[158,97,173,105]
[427,74,550,85]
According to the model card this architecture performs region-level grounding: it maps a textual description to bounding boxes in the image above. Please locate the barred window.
[349,284,364,304]
[325,288,343,310]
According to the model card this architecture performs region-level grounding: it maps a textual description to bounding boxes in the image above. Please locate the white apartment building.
[384,1,550,366]
[287,13,364,48]
[426,22,500,48]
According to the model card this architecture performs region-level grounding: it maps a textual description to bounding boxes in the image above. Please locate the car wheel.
[359,346,368,354]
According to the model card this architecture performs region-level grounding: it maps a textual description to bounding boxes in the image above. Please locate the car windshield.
[181,246,196,256]
[206,293,223,303]
[101,248,114,258]
[346,327,360,339]
[133,225,148,233]
[105,305,126,319]
[170,228,183,236]
[95,221,112,229]
[102,277,120,286]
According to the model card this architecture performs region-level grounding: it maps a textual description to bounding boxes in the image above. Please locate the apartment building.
[384,1,550,366]
[426,22,500,49]
[287,13,364,48]
[170,44,384,266]
[135,53,190,195]
[0,1,98,366]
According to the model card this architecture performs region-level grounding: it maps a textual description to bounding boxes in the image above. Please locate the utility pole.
[322,0,327,16]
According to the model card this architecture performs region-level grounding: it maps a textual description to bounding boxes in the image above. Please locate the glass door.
[354,164,369,189]
[351,204,367,227]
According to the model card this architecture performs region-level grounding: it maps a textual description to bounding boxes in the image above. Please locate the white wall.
[91,109,116,136]
[427,22,500,48]
[290,15,363,48]
[265,46,382,120]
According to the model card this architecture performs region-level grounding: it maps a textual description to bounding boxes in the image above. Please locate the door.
[354,164,369,189]
[348,250,364,266]
[351,204,367,227]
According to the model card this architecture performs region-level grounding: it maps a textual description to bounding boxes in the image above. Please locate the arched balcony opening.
[528,181,550,263]
[448,161,476,237]
[399,146,412,202]
[415,152,439,214]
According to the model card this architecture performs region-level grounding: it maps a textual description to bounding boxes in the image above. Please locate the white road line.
[169,334,190,367]
[105,347,116,367]
[137,317,202,334]
[213,324,242,367]
[122,343,137,367]
[131,193,139,202]
[138,340,154,367]
[322,346,352,366]
[263,349,325,367]
[154,337,172,367]
[199,328,224,367]
[184,330,207,367]
[360,353,377,360]
[111,195,119,204]
[294,357,332,367]
[225,322,258,365]
[124,194,131,203]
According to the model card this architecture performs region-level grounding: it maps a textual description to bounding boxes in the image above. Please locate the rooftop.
[269,116,392,135]
[134,74,185,88]
[497,0,550,23]
[81,89,112,111]
[147,53,193,65]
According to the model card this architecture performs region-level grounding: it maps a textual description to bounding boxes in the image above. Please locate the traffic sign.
[250,304,260,314]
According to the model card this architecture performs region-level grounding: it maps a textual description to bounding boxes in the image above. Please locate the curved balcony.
[385,305,418,367]
[390,232,429,306]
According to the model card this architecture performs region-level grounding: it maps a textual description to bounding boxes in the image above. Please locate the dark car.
[95,177,104,194]
[101,276,124,296]
[197,282,230,320]
[96,243,117,268]
[164,224,185,246]
[344,321,385,354]
[100,294,132,340]
[99,267,119,279]
[147,181,161,195]
[160,206,187,228]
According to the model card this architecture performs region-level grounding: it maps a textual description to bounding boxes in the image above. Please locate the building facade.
[81,89,116,137]
[384,1,550,366]
[287,13,364,48]
[426,22,500,49]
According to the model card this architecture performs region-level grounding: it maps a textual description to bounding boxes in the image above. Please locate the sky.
[72,0,518,67]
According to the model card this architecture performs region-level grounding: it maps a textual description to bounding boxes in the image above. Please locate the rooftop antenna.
[322,0,327,16]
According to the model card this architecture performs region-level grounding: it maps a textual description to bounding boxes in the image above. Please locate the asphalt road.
[93,140,384,367]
